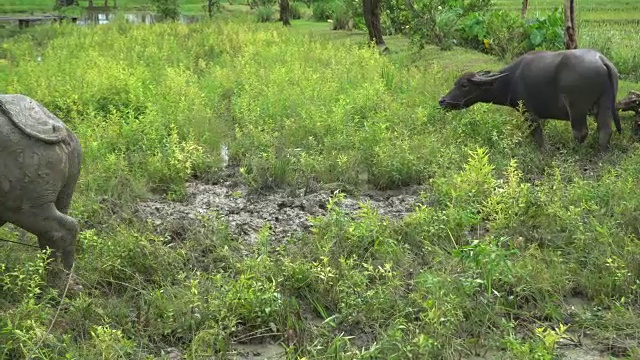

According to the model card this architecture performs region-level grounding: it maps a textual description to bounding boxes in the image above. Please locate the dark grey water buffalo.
[438,48,622,150]
[0,94,82,289]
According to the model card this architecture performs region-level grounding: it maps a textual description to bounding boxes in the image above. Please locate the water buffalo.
[438,48,622,151]
[616,90,640,114]
[0,94,82,290]
[616,90,640,137]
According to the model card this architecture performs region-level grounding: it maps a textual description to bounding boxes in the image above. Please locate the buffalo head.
[616,90,640,114]
[438,70,509,110]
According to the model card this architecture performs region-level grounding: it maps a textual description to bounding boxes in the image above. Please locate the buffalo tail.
[601,57,623,134]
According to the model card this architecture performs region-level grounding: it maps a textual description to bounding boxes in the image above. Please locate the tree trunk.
[363,0,386,48]
[279,0,291,26]
[564,0,578,49]
[58,0,75,6]
[207,0,214,18]
[521,0,528,18]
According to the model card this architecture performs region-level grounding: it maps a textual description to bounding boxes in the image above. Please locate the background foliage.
[0,0,640,358]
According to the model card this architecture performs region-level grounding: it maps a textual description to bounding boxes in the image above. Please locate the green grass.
[1,1,640,359]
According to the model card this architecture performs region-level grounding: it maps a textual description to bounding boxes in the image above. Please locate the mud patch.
[461,347,615,360]
[134,173,429,246]
[557,347,613,360]
[227,342,286,360]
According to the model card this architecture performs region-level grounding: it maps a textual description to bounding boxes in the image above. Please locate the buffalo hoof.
[633,117,640,138]
[45,264,84,297]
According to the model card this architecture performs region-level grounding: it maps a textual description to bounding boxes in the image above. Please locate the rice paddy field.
[1,0,640,359]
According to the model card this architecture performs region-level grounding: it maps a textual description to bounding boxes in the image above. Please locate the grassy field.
[1,0,640,359]
[0,0,213,14]
[0,0,192,13]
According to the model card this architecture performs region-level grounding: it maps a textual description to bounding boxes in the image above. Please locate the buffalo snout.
[438,95,464,110]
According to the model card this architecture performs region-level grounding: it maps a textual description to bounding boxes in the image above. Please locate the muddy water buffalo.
[616,90,640,137]
[438,48,622,150]
[617,90,640,114]
[0,94,82,289]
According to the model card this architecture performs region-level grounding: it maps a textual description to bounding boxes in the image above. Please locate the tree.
[363,0,386,50]
[564,0,577,49]
[57,0,76,6]
[279,0,291,26]
[521,0,528,18]
[207,0,221,17]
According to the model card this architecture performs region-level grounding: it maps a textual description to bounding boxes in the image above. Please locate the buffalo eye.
[461,83,468,89]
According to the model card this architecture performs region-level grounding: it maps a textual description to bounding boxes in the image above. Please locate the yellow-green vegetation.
[0,0,206,14]
[1,1,640,359]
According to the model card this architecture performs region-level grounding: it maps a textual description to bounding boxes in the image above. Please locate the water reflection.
[75,11,203,26]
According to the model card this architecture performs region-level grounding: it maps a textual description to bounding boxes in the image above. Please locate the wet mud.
[135,172,428,246]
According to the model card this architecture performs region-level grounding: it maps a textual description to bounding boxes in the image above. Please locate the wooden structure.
[87,0,117,8]
[0,15,79,29]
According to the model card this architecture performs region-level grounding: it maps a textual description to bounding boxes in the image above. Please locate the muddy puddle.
[228,343,286,359]
[135,170,428,246]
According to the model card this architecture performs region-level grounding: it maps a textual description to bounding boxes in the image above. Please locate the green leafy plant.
[256,5,276,22]
[289,1,303,19]
[312,0,336,21]
[150,0,181,21]
[523,7,565,51]
[403,0,493,50]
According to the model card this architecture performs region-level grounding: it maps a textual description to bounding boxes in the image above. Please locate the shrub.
[256,5,275,22]
[330,0,352,30]
[312,0,335,21]
[482,9,527,60]
[381,0,412,35]
[523,7,564,51]
[248,0,277,9]
[289,1,303,19]
[456,7,564,61]
[405,0,493,51]
[150,0,181,21]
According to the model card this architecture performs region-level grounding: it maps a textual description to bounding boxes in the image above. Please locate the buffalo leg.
[55,172,81,270]
[595,99,614,151]
[596,112,613,151]
[526,114,544,148]
[562,94,590,144]
[6,203,79,287]
[570,112,589,144]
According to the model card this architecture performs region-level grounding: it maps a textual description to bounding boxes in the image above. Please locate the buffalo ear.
[469,72,509,86]
[630,90,640,97]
